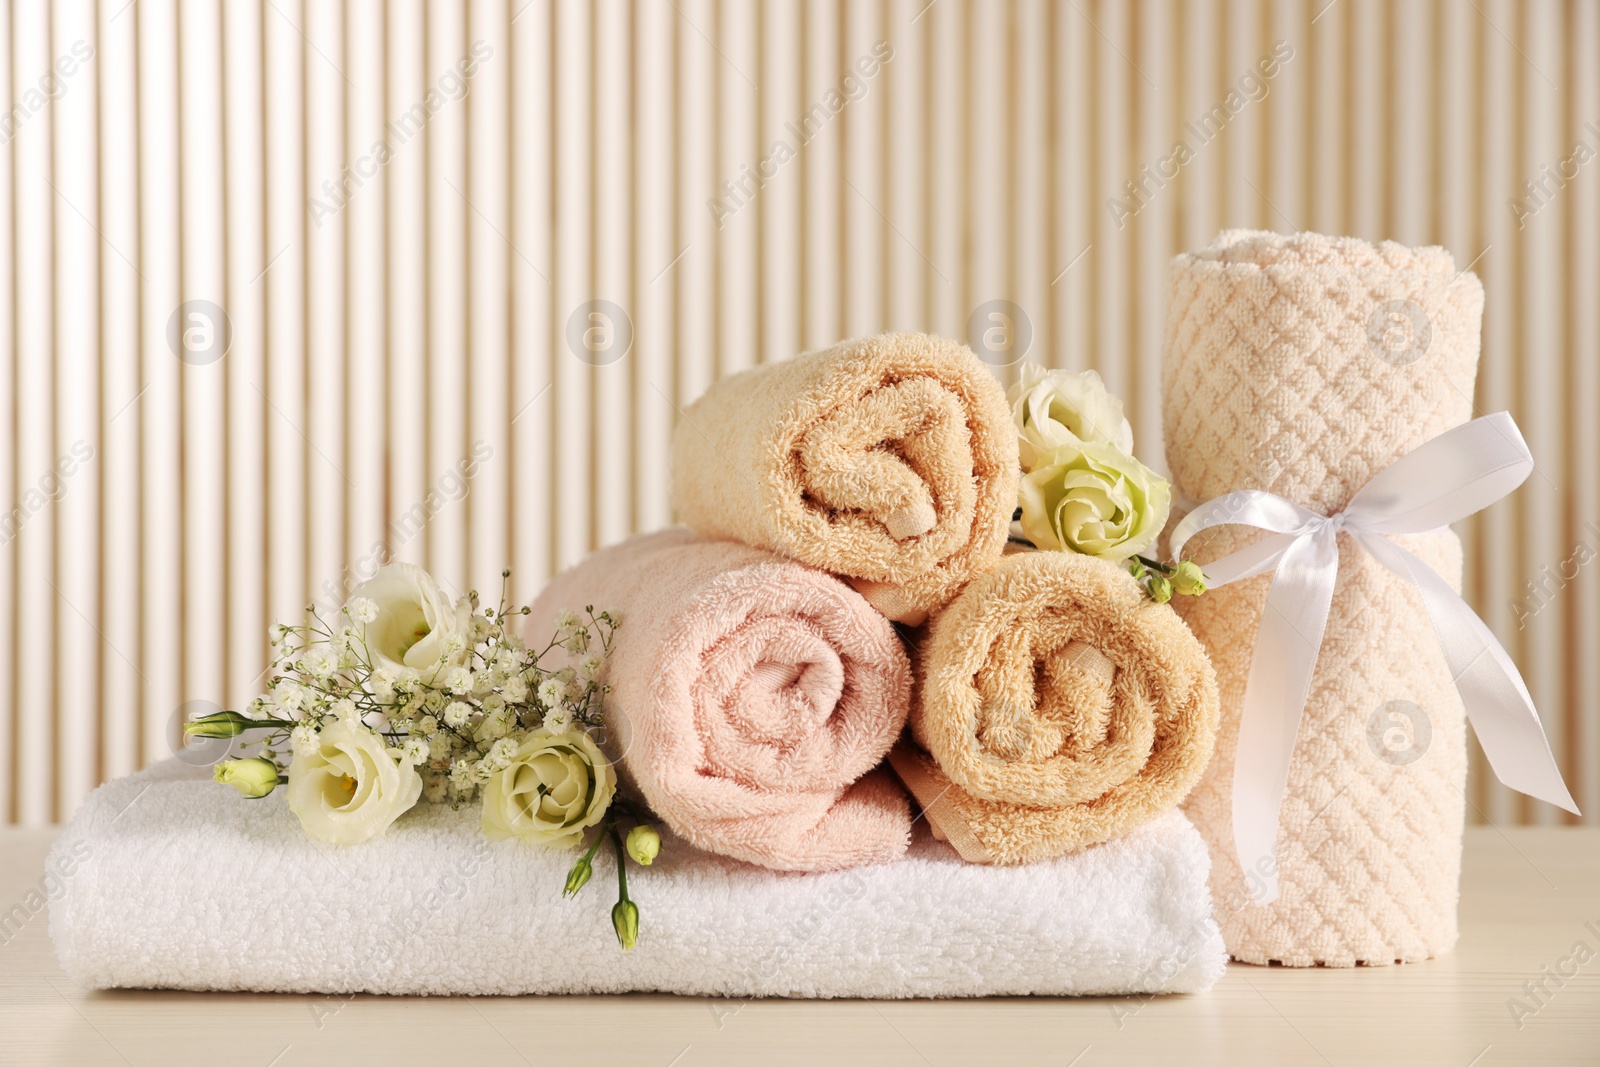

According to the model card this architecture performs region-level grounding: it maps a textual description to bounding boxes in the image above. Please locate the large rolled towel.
[527,528,912,871]
[1163,229,1483,965]
[670,332,1017,624]
[888,549,1219,865]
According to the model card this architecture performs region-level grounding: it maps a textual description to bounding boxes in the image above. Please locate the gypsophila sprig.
[188,562,652,948]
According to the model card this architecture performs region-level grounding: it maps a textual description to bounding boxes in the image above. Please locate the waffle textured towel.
[527,528,912,872]
[889,549,1219,866]
[1163,229,1483,966]
[669,332,1017,624]
[49,760,1227,997]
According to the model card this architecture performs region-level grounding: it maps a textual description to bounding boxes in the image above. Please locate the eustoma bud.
[625,824,661,866]
[185,709,291,738]
[611,899,640,951]
[213,758,280,798]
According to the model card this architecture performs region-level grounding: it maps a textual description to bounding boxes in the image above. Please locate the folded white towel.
[48,760,1225,997]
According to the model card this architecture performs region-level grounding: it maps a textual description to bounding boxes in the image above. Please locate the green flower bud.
[612,899,640,951]
[1147,573,1173,604]
[184,710,258,738]
[214,757,280,798]
[1171,559,1208,597]
[564,855,594,897]
[625,824,661,866]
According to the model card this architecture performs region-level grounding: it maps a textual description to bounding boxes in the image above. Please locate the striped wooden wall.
[3,0,1596,826]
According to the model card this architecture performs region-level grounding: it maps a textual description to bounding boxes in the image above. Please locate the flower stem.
[584,819,614,866]
[608,823,630,905]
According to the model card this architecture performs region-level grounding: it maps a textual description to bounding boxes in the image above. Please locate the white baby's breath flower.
[428,733,454,761]
[299,646,339,679]
[400,737,428,764]
[274,680,309,713]
[348,597,380,625]
[578,653,604,681]
[543,708,571,733]
[368,669,397,703]
[331,698,360,724]
[291,725,318,753]
[443,667,473,695]
[556,608,581,635]
[450,759,478,786]
[537,678,567,707]
[481,693,506,716]
[503,674,529,703]
[475,709,510,743]
[423,690,447,713]
[422,772,447,804]
[443,701,473,730]
[416,714,439,735]
[484,737,518,771]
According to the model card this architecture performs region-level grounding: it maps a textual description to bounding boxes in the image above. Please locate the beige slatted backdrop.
[2,0,1597,826]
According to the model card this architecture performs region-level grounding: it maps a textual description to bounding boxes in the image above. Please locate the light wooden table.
[1,827,1596,1066]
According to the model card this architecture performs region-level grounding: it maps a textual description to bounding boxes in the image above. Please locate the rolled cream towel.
[1164,230,1483,965]
[888,549,1219,865]
[669,333,1017,624]
[527,528,913,872]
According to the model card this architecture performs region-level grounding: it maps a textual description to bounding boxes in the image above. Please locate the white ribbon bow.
[1170,412,1579,905]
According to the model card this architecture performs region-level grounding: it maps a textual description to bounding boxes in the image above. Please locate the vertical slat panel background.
[3,0,1597,825]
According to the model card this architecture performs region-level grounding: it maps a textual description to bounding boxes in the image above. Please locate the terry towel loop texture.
[668,332,1018,624]
[49,760,1229,997]
[1163,229,1484,966]
[525,528,913,872]
[891,549,1220,866]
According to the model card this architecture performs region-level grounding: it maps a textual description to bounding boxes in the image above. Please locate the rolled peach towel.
[888,549,1219,865]
[527,528,913,872]
[669,333,1018,624]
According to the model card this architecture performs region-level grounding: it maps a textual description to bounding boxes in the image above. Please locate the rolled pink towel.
[527,529,913,871]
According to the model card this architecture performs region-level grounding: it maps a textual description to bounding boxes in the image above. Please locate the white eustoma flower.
[480,728,615,849]
[286,719,422,845]
[1007,361,1136,472]
[345,563,470,672]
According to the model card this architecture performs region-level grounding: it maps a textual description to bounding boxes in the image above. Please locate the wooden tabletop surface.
[1,825,1596,1066]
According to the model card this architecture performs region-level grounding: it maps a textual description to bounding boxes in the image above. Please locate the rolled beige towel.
[888,549,1219,865]
[1164,229,1483,966]
[526,528,913,872]
[670,333,1017,623]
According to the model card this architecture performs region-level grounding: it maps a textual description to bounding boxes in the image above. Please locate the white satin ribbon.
[1171,412,1579,905]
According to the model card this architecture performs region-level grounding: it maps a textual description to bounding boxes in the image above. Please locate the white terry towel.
[49,760,1225,998]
